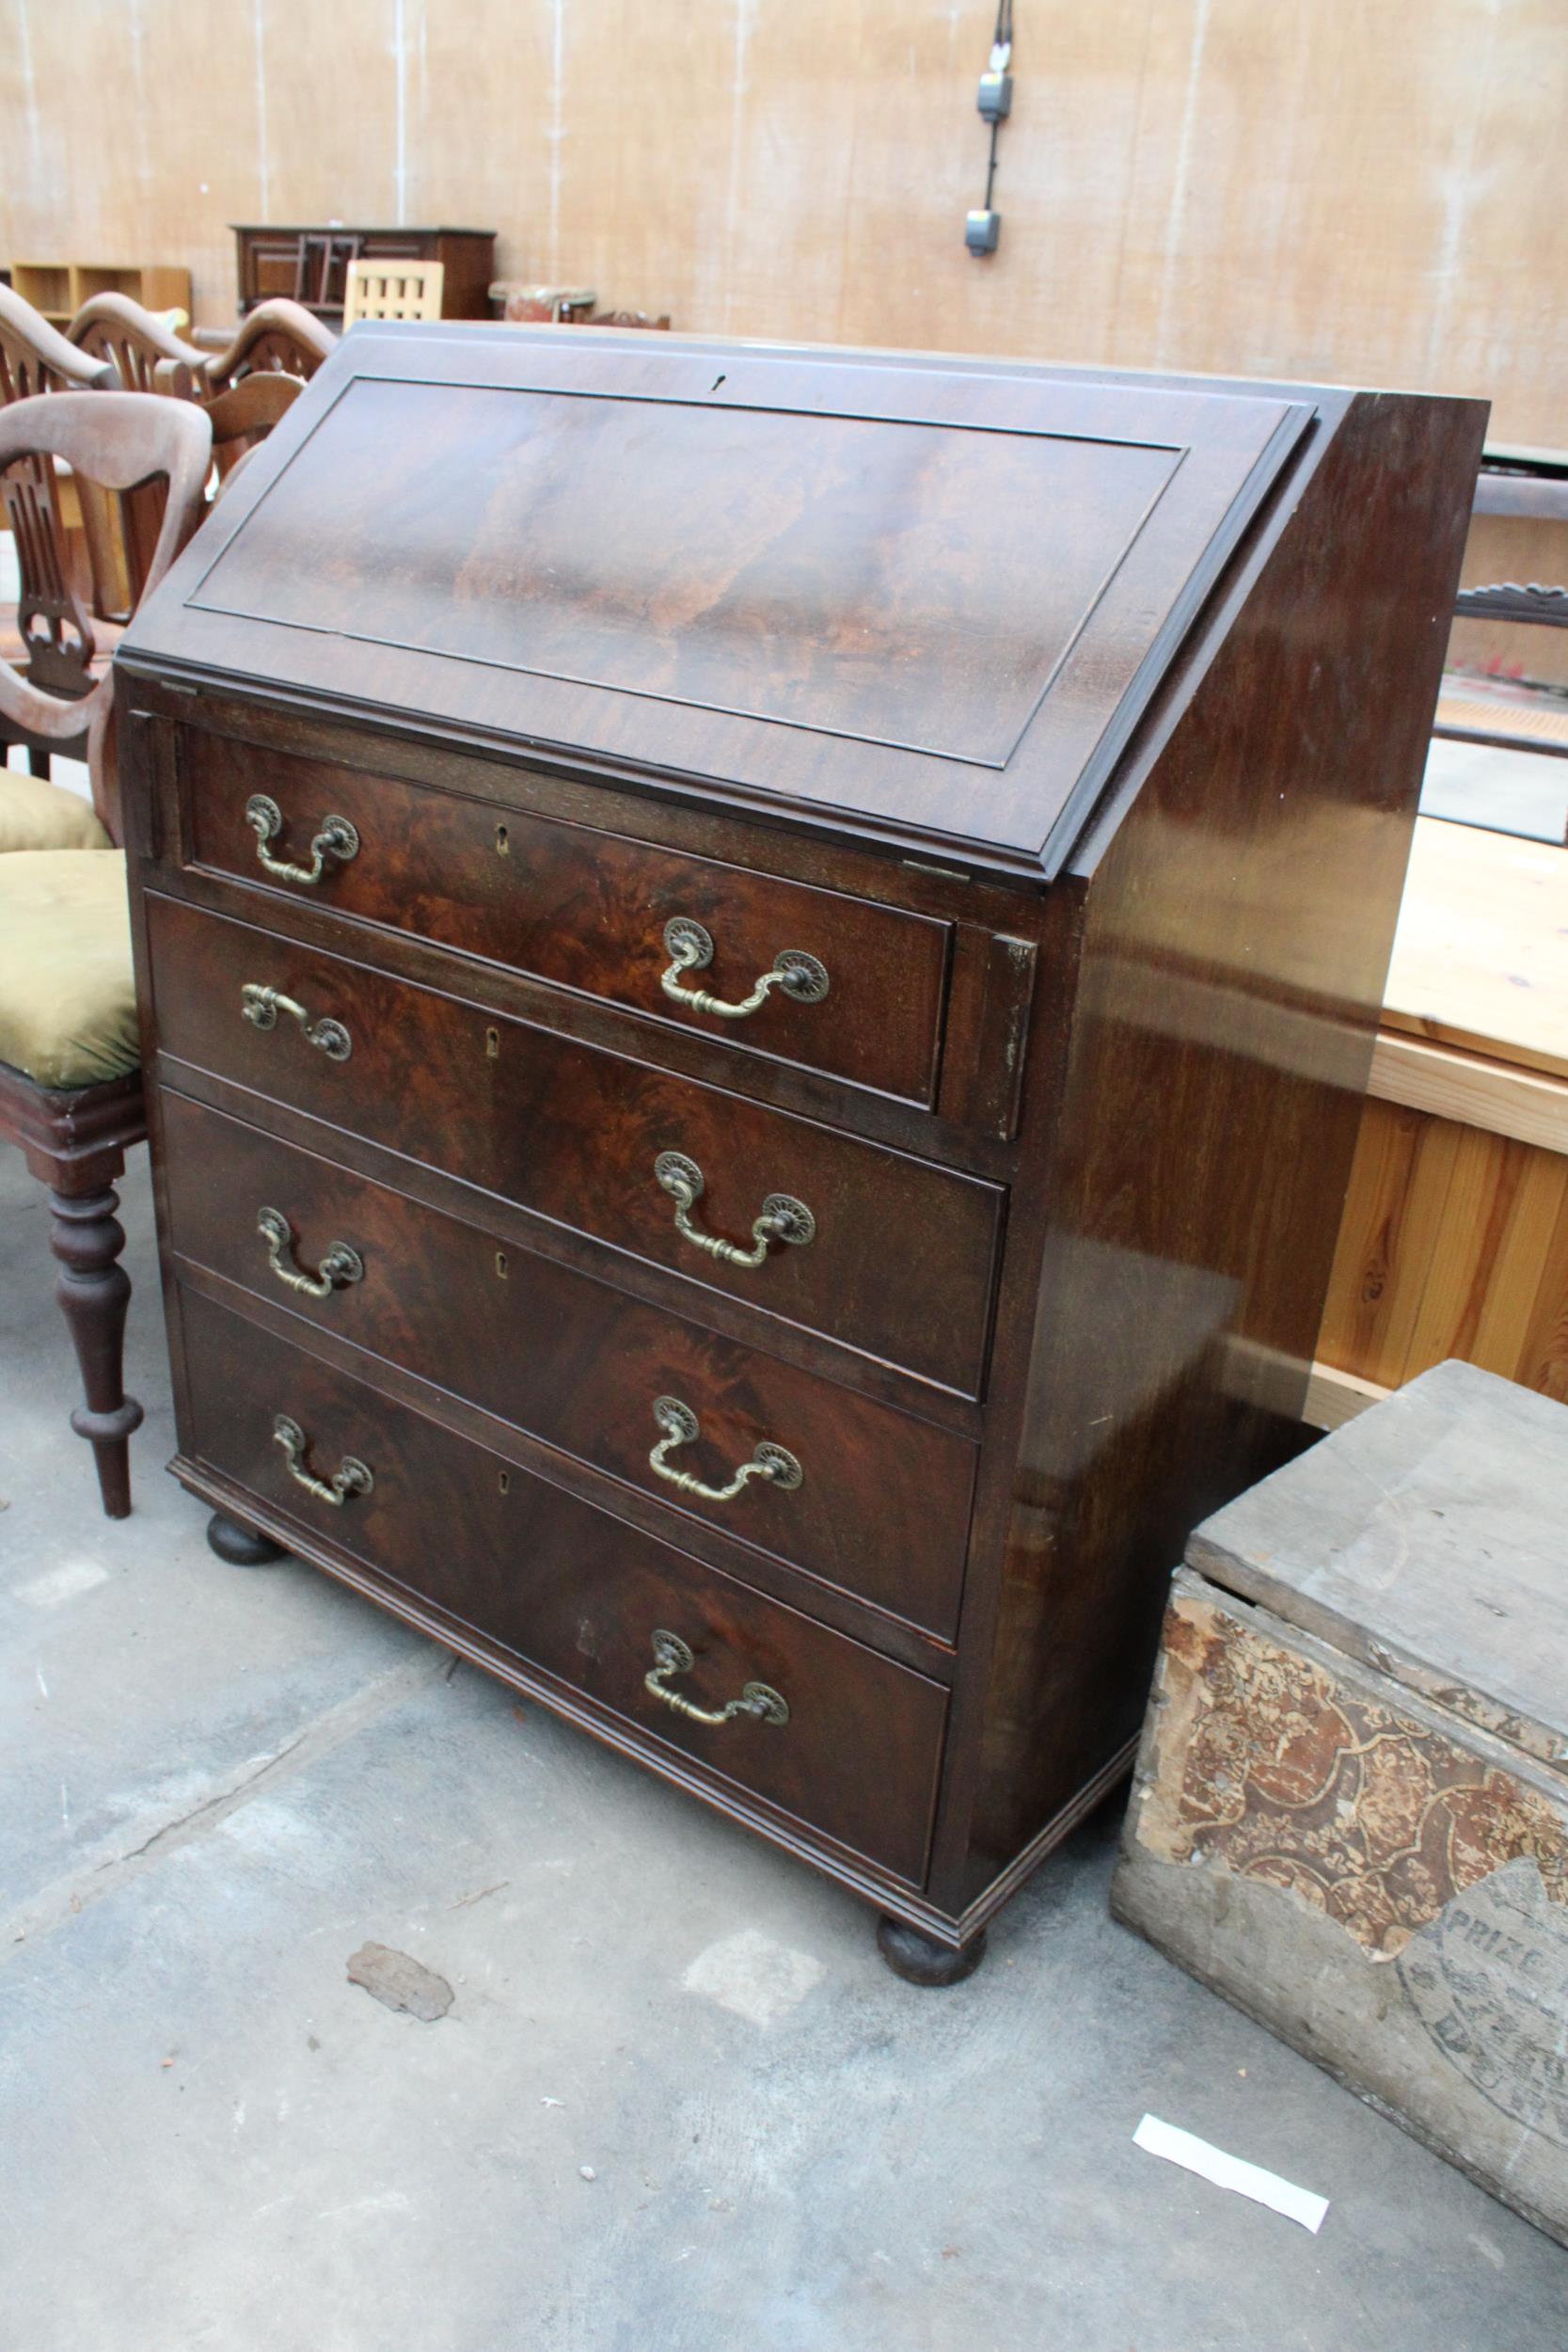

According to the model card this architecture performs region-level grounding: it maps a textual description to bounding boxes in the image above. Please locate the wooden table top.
[1385,815,1568,1081]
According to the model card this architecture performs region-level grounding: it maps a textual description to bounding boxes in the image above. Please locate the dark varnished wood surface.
[116,344,1487,1947]
[135,700,1049,1176]
[143,892,1004,1393]
[160,1089,977,1637]
[178,1284,948,1884]
[120,330,1315,881]
[190,378,1181,766]
[938,387,1489,1909]
[178,726,952,1105]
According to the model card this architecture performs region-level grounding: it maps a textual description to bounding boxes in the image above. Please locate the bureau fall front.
[116,328,1482,1979]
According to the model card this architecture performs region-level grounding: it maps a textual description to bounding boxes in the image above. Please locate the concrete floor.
[4,1146,1567,2350]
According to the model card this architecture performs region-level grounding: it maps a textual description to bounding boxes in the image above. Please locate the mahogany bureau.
[115,327,1484,1981]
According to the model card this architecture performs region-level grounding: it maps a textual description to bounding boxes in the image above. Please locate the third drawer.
[160,1089,979,1641]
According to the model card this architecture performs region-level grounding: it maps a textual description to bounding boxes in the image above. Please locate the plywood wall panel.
[3,1,1562,437]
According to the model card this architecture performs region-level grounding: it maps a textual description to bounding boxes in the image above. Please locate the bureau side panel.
[955,388,1488,1902]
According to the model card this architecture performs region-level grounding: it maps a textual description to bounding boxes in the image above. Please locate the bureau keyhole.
[495,1250,508,1279]
[484,1025,499,1058]
[498,1470,510,1495]
[495,824,509,855]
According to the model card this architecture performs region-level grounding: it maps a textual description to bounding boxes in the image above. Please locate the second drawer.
[161,1090,978,1640]
[145,893,1004,1393]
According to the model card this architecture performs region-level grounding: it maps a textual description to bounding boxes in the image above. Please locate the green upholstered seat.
[0,771,114,854]
[0,850,139,1089]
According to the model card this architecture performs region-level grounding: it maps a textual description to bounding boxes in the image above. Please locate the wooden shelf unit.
[8,261,191,328]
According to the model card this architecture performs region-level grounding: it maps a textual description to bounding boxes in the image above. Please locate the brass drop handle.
[241,983,352,1061]
[257,1206,365,1299]
[245,793,359,887]
[660,918,829,1021]
[643,1629,790,1728]
[649,1397,802,1504]
[654,1152,816,1269]
[272,1413,373,1507]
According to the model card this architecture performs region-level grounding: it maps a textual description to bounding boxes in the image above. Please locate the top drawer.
[176,730,951,1106]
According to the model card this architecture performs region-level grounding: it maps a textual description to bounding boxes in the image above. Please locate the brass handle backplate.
[654,1152,815,1269]
[649,1396,802,1504]
[643,1629,789,1728]
[241,983,352,1061]
[660,917,830,1022]
[246,793,359,887]
[272,1413,373,1507]
[257,1206,364,1299]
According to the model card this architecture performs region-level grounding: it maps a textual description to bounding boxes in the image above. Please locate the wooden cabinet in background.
[231,226,495,328]
[115,327,1482,1980]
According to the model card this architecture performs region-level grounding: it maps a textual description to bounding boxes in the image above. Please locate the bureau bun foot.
[207,1510,288,1567]
[876,1915,987,1987]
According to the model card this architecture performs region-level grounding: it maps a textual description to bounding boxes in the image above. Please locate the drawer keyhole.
[495,823,510,854]
[485,1025,500,1058]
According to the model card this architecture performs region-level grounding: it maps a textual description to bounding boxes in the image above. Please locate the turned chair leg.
[48,1181,144,1518]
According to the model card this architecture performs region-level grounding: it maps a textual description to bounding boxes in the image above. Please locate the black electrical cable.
[984,119,1001,211]
[977,0,1012,221]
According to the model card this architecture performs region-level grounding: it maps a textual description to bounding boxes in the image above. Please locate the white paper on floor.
[1133,2113,1329,2233]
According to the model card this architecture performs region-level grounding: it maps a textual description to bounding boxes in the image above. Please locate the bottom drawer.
[177,1287,948,1885]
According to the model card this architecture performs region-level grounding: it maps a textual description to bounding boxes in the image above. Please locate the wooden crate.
[1114,1361,1568,2246]
[1312,818,1568,1429]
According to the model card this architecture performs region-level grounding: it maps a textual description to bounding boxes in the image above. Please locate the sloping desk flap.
[123,328,1314,881]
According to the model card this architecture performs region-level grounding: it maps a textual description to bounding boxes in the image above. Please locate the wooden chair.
[65,292,207,390]
[0,285,118,403]
[154,301,336,479]
[342,260,445,325]
[182,299,337,387]
[0,391,213,1516]
[0,288,122,783]
[66,295,210,609]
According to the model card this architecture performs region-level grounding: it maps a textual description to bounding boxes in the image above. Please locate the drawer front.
[161,1092,977,1637]
[179,730,951,1104]
[179,1288,947,1884]
[147,895,1002,1394]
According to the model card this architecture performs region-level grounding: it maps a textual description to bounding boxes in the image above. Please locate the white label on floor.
[682,1928,825,2026]
[15,1557,110,1609]
[1134,2113,1329,2233]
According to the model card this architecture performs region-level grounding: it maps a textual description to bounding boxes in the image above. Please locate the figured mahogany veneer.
[176,727,952,1105]
[159,1090,977,1638]
[144,891,1002,1393]
[118,328,1485,1975]
[179,1286,948,1886]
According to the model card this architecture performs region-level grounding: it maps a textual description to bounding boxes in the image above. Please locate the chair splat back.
[0,392,212,839]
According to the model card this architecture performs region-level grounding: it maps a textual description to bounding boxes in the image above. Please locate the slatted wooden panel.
[0,2,1563,442]
[1321,1100,1568,1404]
[1316,818,1568,1417]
